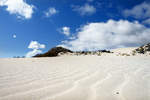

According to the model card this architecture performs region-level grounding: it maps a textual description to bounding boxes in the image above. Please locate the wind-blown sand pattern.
[0,55,150,100]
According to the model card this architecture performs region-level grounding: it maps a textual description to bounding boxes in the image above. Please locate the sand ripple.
[0,56,150,100]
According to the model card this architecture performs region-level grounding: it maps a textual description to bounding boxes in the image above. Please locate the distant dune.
[33,42,150,58]
[0,47,150,100]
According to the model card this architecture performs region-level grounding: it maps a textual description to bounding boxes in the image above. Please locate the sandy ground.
[0,53,150,100]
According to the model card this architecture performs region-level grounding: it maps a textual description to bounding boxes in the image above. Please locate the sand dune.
[0,55,150,100]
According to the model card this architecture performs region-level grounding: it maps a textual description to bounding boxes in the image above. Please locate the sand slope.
[0,55,150,100]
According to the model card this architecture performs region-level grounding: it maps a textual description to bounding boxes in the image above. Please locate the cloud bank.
[0,0,34,19]
[26,41,45,57]
[59,19,150,51]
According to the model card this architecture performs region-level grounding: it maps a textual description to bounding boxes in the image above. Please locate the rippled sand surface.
[0,55,150,100]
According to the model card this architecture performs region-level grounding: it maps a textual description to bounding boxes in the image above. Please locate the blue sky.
[0,0,150,57]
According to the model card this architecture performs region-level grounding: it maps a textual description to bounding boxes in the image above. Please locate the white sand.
[0,53,150,100]
[112,47,137,54]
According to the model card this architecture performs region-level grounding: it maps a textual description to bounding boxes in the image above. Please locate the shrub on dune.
[34,47,73,57]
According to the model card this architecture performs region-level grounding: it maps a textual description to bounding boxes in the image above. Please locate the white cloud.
[26,41,45,57]
[60,27,70,36]
[45,7,58,17]
[123,2,150,19]
[72,4,96,16]
[0,0,34,19]
[13,34,16,38]
[142,18,150,25]
[26,49,42,58]
[59,19,150,51]
[28,41,45,49]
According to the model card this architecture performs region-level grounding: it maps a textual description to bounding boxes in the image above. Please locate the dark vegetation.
[98,50,112,53]
[13,56,25,58]
[135,43,150,54]
[34,46,112,57]
[75,50,112,55]
[34,47,73,57]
